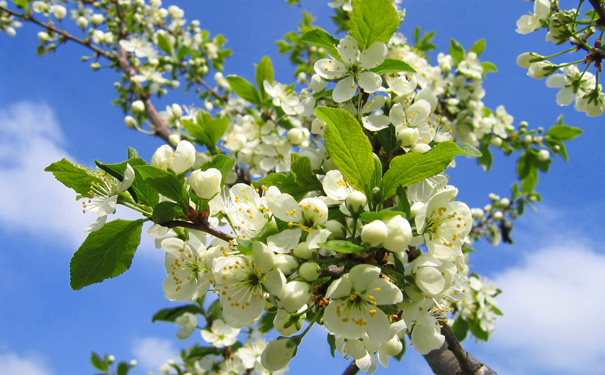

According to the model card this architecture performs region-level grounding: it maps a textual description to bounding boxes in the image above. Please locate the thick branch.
[342,361,359,375]
[588,0,605,26]
[160,220,234,243]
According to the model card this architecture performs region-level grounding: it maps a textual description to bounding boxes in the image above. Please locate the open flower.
[201,319,241,348]
[162,238,211,302]
[314,35,387,102]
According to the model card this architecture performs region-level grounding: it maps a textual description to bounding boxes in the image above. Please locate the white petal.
[267,228,302,253]
[362,115,390,132]
[411,323,445,355]
[358,71,382,93]
[350,264,380,292]
[314,59,348,80]
[337,36,360,65]
[359,42,388,69]
[332,76,357,103]
[556,87,575,106]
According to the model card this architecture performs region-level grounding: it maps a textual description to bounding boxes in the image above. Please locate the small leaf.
[458,143,482,157]
[152,304,204,323]
[449,39,465,65]
[468,39,486,56]
[480,61,498,74]
[370,58,416,75]
[291,154,323,192]
[156,32,172,55]
[127,147,139,159]
[90,352,108,372]
[349,0,400,49]
[117,362,129,375]
[258,311,277,333]
[134,165,189,209]
[70,219,145,290]
[225,75,261,105]
[318,240,366,254]
[467,318,489,341]
[152,201,185,223]
[451,318,469,341]
[315,107,375,197]
[200,154,235,186]
[257,173,309,201]
[359,211,406,223]
[182,118,213,149]
[255,56,274,100]
[301,29,340,59]
[45,159,102,198]
[546,124,583,141]
[477,143,493,171]
[327,334,337,358]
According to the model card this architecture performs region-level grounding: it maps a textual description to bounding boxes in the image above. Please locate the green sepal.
[225,75,262,105]
[350,0,400,49]
[152,201,185,223]
[370,58,416,75]
[152,304,204,322]
[381,142,479,201]
[134,165,189,209]
[315,106,375,197]
[44,158,103,198]
[70,219,145,290]
[318,240,366,254]
[359,211,406,223]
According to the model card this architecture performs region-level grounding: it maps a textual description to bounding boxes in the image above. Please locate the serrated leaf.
[359,211,406,223]
[370,58,416,75]
[70,219,145,290]
[315,107,375,196]
[350,0,400,49]
[291,154,323,191]
[468,39,485,56]
[156,32,172,55]
[256,56,274,100]
[45,159,102,198]
[152,201,185,223]
[201,154,235,186]
[546,124,583,140]
[301,29,340,59]
[381,142,478,201]
[226,75,261,105]
[449,39,465,65]
[152,304,204,322]
[318,240,366,254]
[134,165,189,208]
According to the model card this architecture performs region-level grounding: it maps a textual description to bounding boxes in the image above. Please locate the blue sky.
[1,1,604,374]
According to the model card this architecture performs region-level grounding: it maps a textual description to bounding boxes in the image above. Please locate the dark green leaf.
[90,352,108,372]
[315,107,375,196]
[478,142,493,172]
[301,29,340,59]
[257,173,309,201]
[517,151,531,179]
[370,58,416,75]
[208,298,223,320]
[70,219,145,290]
[467,318,489,341]
[318,240,366,254]
[226,75,261,105]
[468,39,485,56]
[451,317,469,341]
[258,311,277,333]
[350,0,400,48]
[396,186,411,220]
[187,346,221,361]
[377,124,398,156]
[291,154,323,192]
[521,167,538,193]
[546,124,583,140]
[117,362,129,375]
[382,142,478,201]
[152,201,185,223]
[370,154,383,191]
[134,165,189,208]
[45,158,102,198]
[152,304,204,322]
[359,211,406,223]
[201,154,236,186]
[327,334,337,358]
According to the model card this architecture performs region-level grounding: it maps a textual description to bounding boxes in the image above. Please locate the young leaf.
[156,32,172,55]
[468,39,486,56]
[134,165,189,209]
[478,142,493,172]
[381,142,479,201]
[291,154,323,192]
[449,39,465,65]
[480,61,498,74]
[359,211,406,223]
[200,154,236,186]
[349,0,400,49]
[90,352,108,372]
[301,29,340,59]
[206,117,230,146]
[127,147,139,159]
[70,219,145,290]
[257,172,313,201]
[546,124,583,140]
[315,107,375,196]
[117,362,129,375]
[225,75,261,105]
[370,58,416,75]
[255,56,274,100]
[318,240,366,254]
[451,317,469,341]
[152,304,204,323]
[45,158,102,198]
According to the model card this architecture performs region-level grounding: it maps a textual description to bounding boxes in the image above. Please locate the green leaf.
[70,219,145,290]
[225,75,261,105]
[467,318,489,341]
[477,142,493,172]
[359,211,406,223]
[208,299,223,321]
[45,158,102,198]
[451,318,469,341]
[349,0,400,49]
[206,117,230,147]
[546,124,583,140]
[382,142,478,201]
[449,39,465,65]
[200,154,236,186]
[468,39,486,56]
[291,154,323,192]
[396,185,411,218]
[156,32,172,55]
[480,61,498,74]
[327,334,337,358]
[315,107,375,196]
[12,0,29,9]
[517,151,531,179]
[117,362,129,375]
[370,154,383,191]
[152,201,185,223]
[127,147,139,159]
[187,346,222,361]
[90,352,108,372]
[255,56,274,100]
[258,311,277,333]
[521,167,538,193]
[458,143,482,157]
[134,165,189,209]
[376,124,398,157]
[152,304,204,322]
[301,29,340,59]
[182,119,213,148]
[370,58,416,75]
[257,173,309,201]
[318,240,366,254]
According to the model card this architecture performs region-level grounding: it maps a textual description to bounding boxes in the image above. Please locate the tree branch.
[342,361,359,375]
[160,219,234,243]
[588,0,605,26]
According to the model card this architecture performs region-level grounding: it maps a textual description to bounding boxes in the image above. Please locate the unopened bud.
[516,52,543,68]
[275,254,299,276]
[129,360,137,367]
[171,104,183,118]
[124,115,137,129]
[261,337,299,372]
[293,242,315,260]
[345,190,367,216]
[189,168,222,199]
[90,62,101,70]
[91,14,104,26]
[397,127,419,147]
[76,16,88,29]
[53,5,66,20]
[131,100,145,114]
[490,136,502,147]
[361,220,388,247]
[299,261,321,282]
[280,281,312,313]
[537,149,550,161]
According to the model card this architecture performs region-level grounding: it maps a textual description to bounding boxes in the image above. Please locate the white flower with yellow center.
[225,183,270,238]
[324,265,403,346]
[213,242,285,328]
[201,319,241,348]
[389,99,434,147]
[162,238,211,303]
[314,35,387,103]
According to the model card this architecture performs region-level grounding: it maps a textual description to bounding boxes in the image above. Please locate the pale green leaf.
[370,58,416,75]
[225,75,261,105]
[45,158,102,198]
[350,0,400,49]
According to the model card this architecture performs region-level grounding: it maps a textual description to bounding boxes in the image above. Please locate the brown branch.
[342,361,359,375]
[160,220,234,243]
[588,0,605,26]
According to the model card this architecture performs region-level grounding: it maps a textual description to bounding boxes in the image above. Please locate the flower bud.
[273,308,303,336]
[299,261,321,282]
[131,100,145,115]
[490,136,502,147]
[91,14,104,26]
[361,220,388,247]
[76,16,88,29]
[324,220,346,240]
[52,5,66,20]
[287,128,309,146]
[381,336,403,357]
[261,337,299,372]
[124,115,137,129]
[129,360,137,367]
[275,254,299,276]
[168,133,181,147]
[528,61,555,79]
[410,143,431,153]
[293,242,315,260]
[537,149,550,161]
[190,168,222,199]
[280,281,312,313]
[516,52,542,68]
[493,211,503,220]
[383,215,412,252]
[38,31,50,43]
[90,62,101,70]
[171,103,183,118]
[108,355,115,363]
[345,190,367,216]
[397,127,419,147]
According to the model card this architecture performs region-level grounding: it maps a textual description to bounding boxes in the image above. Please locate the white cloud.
[0,351,53,375]
[482,242,605,374]
[132,337,178,373]
[0,101,90,247]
